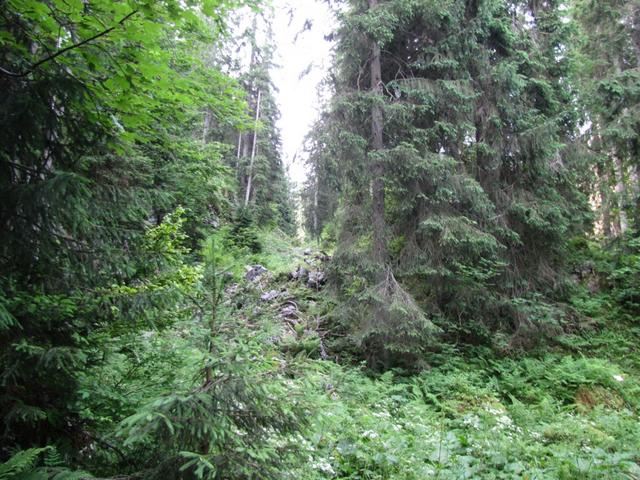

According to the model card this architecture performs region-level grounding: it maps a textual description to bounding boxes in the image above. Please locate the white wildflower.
[496,415,513,427]
[613,374,624,382]
[462,414,481,429]
[311,459,335,476]
[484,405,505,416]
[362,430,379,439]
[373,410,391,419]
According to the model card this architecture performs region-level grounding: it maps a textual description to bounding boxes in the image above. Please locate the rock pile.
[245,264,268,282]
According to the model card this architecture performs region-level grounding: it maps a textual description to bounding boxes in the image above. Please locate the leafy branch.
[0,10,138,78]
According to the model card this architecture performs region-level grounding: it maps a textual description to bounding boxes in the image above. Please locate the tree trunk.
[242,132,250,161]
[313,168,319,238]
[630,164,640,199]
[629,2,640,67]
[630,164,640,226]
[241,13,260,207]
[608,57,629,234]
[596,161,612,238]
[369,0,387,265]
[239,132,250,195]
[205,287,219,385]
[612,152,628,234]
[592,130,612,238]
[236,132,242,163]
[244,89,261,207]
[202,110,212,143]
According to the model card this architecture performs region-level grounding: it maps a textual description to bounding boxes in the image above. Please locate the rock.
[260,290,279,302]
[316,252,331,262]
[307,270,326,289]
[225,282,240,296]
[204,214,220,228]
[289,266,308,281]
[320,338,329,360]
[280,304,298,318]
[245,264,268,281]
[303,248,312,256]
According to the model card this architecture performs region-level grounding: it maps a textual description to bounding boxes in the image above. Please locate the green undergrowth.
[212,226,307,278]
[218,234,640,480]
[238,236,640,479]
[284,354,639,479]
[277,334,640,479]
[278,351,640,479]
[6,231,638,479]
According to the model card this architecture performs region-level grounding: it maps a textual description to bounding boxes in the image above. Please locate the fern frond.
[0,447,51,480]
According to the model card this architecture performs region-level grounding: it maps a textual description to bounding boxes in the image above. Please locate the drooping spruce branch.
[0,10,138,78]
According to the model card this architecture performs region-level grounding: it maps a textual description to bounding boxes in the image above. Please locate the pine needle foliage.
[344,267,441,370]
[0,0,263,463]
[308,0,591,364]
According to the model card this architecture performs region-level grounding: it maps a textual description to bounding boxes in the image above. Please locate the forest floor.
[219,233,640,480]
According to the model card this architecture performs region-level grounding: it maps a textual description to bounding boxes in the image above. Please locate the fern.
[43,449,62,469]
[0,447,51,479]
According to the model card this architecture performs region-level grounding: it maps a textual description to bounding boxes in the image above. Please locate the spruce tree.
[573,0,640,235]
[312,0,590,366]
[213,9,296,234]
[0,0,256,457]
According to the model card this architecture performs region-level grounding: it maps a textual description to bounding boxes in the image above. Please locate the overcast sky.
[270,0,335,188]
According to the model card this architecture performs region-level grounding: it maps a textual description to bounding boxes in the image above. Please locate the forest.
[1,0,639,478]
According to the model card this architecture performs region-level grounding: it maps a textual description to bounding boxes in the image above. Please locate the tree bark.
[202,110,212,143]
[313,167,319,238]
[236,132,243,162]
[596,161,612,238]
[592,130,612,238]
[244,89,261,207]
[369,0,387,265]
[630,164,640,199]
[628,2,640,67]
[608,56,630,235]
[612,152,628,234]
[230,133,242,203]
[631,164,640,227]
